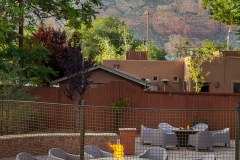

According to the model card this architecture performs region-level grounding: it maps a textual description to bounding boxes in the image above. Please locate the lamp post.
[161,79,169,91]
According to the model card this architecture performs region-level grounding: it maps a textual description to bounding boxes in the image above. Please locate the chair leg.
[195,147,198,152]
[207,147,213,152]
[174,145,179,150]
[225,143,230,147]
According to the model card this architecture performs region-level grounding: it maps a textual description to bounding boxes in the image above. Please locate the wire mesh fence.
[0,100,237,160]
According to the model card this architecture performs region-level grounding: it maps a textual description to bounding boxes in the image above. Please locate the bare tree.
[164,34,191,58]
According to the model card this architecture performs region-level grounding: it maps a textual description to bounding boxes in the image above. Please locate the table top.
[172,129,199,133]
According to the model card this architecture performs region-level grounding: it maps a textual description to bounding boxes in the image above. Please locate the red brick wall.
[0,133,117,158]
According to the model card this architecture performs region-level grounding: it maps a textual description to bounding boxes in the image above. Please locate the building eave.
[52,65,155,87]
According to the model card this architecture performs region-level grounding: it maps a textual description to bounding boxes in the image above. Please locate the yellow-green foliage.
[186,40,226,92]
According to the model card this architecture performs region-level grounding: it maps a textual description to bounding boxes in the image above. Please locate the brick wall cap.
[119,128,137,131]
[0,132,117,140]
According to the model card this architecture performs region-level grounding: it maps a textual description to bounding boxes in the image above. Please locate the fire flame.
[108,142,124,160]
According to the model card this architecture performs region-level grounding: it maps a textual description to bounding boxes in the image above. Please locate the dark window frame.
[200,82,210,92]
[233,82,240,93]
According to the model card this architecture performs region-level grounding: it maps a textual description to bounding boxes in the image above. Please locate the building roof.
[52,65,158,89]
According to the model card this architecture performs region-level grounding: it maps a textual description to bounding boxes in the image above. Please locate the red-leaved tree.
[32,25,67,78]
[33,25,95,101]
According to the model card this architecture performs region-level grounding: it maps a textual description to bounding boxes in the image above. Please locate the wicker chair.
[188,130,213,151]
[151,127,179,149]
[138,147,168,160]
[16,152,38,160]
[48,148,82,160]
[140,125,159,144]
[84,145,113,158]
[211,128,230,147]
[140,125,178,148]
[158,123,179,134]
[191,123,208,131]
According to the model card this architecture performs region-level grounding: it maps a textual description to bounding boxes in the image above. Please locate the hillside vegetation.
[98,0,237,48]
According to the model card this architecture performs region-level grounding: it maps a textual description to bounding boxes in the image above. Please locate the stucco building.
[103,51,240,93]
[53,51,240,93]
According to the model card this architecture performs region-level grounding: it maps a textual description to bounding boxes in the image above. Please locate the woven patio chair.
[158,123,179,134]
[16,152,38,160]
[151,127,179,149]
[211,128,230,147]
[84,145,113,158]
[140,125,159,144]
[140,125,178,148]
[188,130,213,151]
[48,148,82,160]
[191,123,208,131]
[138,147,168,160]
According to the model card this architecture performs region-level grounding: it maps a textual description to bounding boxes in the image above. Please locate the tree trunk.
[18,0,24,48]
[79,99,85,160]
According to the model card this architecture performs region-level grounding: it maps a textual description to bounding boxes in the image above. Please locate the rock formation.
[98,0,236,48]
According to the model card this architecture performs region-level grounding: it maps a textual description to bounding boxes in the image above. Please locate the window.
[200,82,210,92]
[183,81,187,92]
[233,82,240,93]
[172,75,179,83]
[113,64,120,69]
[152,75,160,82]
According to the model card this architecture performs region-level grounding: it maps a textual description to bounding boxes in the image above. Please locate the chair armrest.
[102,151,113,157]
[47,156,64,160]
[67,154,80,160]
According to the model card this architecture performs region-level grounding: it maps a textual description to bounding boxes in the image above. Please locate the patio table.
[172,129,199,147]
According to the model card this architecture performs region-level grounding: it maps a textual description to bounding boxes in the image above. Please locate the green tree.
[186,40,227,92]
[0,1,102,97]
[135,43,167,60]
[77,16,135,62]
[0,0,102,48]
[0,45,56,90]
[111,98,129,133]
[202,0,240,50]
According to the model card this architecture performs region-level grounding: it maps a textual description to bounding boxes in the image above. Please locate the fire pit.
[108,142,124,159]
[106,142,148,160]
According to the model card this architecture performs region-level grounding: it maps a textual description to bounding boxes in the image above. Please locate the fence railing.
[0,100,238,160]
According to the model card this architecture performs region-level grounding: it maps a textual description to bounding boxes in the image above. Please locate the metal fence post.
[79,100,86,160]
[236,102,240,160]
